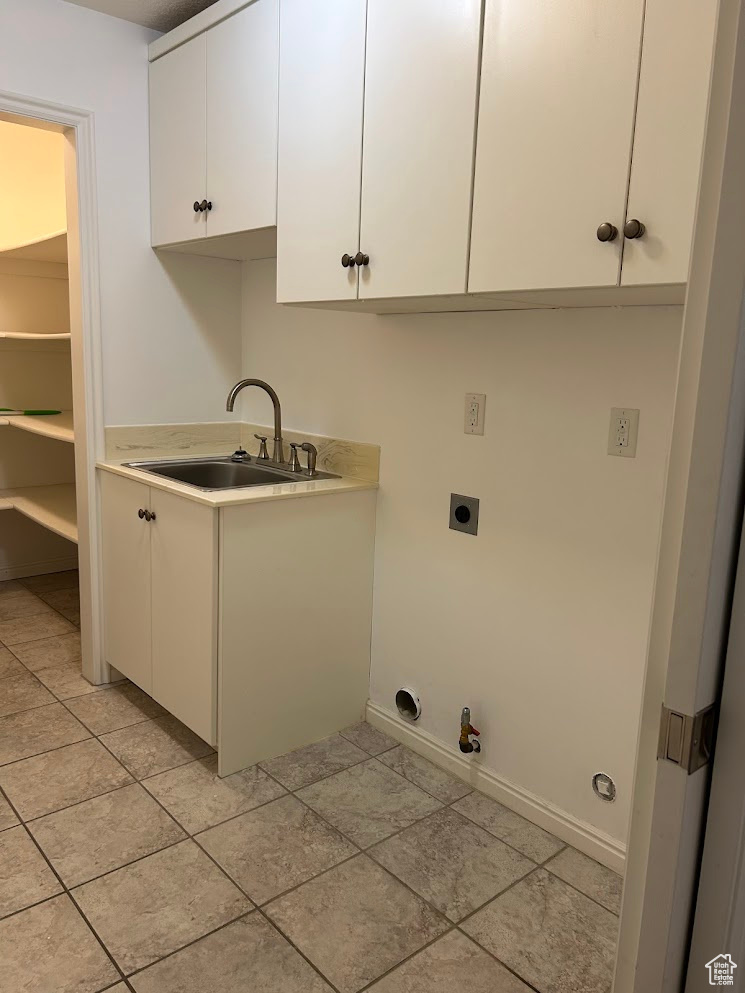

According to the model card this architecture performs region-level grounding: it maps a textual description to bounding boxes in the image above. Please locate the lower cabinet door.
[149,488,218,745]
[100,472,153,693]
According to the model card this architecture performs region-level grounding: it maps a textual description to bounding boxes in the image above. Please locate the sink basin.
[124,457,338,491]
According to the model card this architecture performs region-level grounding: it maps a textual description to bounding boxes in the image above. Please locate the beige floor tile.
[453,792,565,863]
[546,846,623,914]
[0,893,119,993]
[35,663,123,701]
[0,579,24,597]
[260,733,368,790]
[0,825,62,917]
[100,715,213,780]
[130,912,333,993]
[30,783,186,887]
[142,754,285,834]
[0,738,133,820]
[0,648,26,680]
[0,591,50,622]
[11,632,82,671]
[66,683,166,735]
[0,669,55,718]
[340,721,398,756]
[0,703,89,766]
[378,746,473,804]
[39,588,80,616]
[369,930,533,992]
[298,759,442,848]
[20,570,79,593]
[73,839,251,974]
[266,854,448,993]
[0,612,77,646]
[198,794,357,904]
[370,807,534,922]
[0,793,18,831]
[462,868,619,993]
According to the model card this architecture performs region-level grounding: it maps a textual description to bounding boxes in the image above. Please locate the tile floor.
[0,571,623,993]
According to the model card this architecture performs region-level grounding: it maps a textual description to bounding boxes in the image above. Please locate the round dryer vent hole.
[395,687,421,721]
[592,772,617,802]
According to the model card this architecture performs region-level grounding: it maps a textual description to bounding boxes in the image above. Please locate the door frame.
[615,0,745,987]
[0,90,107,685]
[686,503,745,988]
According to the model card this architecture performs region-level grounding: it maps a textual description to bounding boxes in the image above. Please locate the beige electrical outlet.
[608,408,639,457]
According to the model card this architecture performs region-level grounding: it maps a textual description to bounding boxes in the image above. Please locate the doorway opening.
[0,105,102,687]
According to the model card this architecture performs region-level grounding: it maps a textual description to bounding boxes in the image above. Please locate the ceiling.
[64,0,219,32]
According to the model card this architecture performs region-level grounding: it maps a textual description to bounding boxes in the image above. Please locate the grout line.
[22,778,137,827]
[128,760,345,993]
[0,727,94,771]
[122,911,258,985]
[188,834,345,993]
[0,780,128,986]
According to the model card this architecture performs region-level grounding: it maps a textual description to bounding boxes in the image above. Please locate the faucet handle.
[288,442,302,472]
[254,434,269,460]
[300,442,318,476]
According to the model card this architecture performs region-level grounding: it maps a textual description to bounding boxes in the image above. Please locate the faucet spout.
[225,379,284,464]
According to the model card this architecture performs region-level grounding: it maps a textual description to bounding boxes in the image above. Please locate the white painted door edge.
[366,701,626,874]
[0,91,106,686]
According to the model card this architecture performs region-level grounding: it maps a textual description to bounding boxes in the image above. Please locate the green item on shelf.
[0,409,61,415]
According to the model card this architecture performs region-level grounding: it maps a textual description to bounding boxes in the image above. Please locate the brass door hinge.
[657,703,717,774]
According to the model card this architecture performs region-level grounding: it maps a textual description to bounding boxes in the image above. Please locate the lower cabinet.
[100,469,377,775]
[100,471,217,745]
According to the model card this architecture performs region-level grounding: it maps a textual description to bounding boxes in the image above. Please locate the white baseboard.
[366,701,626,874]
[0,555,79,582]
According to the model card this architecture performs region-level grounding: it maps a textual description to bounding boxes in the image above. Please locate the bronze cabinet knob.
[596,222,619,243]
[623,218,646,239]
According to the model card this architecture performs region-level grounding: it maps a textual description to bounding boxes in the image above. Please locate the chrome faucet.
[226,379,284,464]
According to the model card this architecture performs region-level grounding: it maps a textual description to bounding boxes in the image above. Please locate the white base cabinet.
[100,469,377,774]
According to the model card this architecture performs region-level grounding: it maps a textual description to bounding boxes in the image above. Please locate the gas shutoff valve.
[459,707,481,753]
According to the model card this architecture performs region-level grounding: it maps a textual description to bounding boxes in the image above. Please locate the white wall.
[241,258,682,846]
[0,121,66,251]
[0,0,241,427]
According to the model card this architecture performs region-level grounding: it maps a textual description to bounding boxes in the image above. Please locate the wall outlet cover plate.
[608,407,640,458]
[450,493,479,535]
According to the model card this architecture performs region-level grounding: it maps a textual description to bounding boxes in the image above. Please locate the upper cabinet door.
[358,0,482,300]
[206,0,279,238]
[620,0,717,287]
[149,34,207,247]
[469,0,645,294]
[276,0,367,304]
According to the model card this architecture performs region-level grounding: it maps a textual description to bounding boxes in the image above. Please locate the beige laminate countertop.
[96,458,378,508]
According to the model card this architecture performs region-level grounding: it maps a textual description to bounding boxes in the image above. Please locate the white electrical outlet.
[608,407,640,457]
[465,393,486,435]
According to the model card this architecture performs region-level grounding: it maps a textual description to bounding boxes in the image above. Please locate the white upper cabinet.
[277,0,481,304]
[150,34,207,247]
[276,0,366,304]
[620,0,717,287]
[469,0,645,294]
[358,0,481,300]
[206,0,278,239]
[149,0,278,249]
